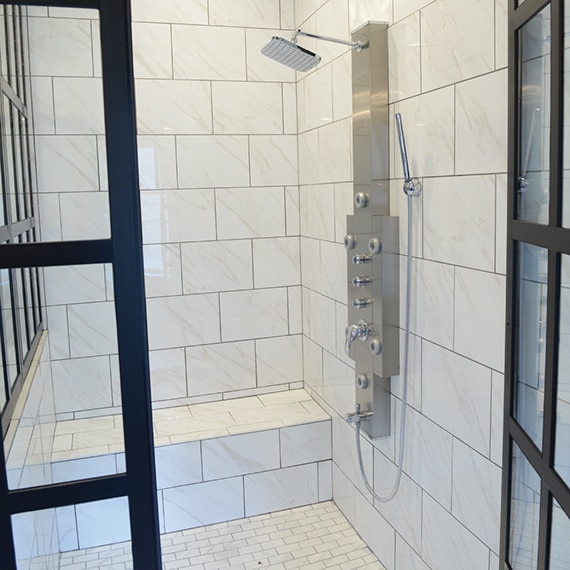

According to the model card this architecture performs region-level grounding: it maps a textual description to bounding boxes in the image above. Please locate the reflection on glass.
[515,243,548,449]
[0,268,19,390]
[509,444,541,568]
[550,499,570,570]
[555,255,570,486]
[3,96,17,224]
[3,264,123,490]
[12,498,131,568]
[518,5,551,224]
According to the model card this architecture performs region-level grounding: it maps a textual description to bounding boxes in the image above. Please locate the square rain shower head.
[260,36,321,72]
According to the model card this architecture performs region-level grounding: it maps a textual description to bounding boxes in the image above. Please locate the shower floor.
[58,502,385,570]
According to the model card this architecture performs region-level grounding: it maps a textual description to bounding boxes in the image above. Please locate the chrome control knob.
[352,275,371,287]
[357,374,369,389]
[355,192,368,208]
[344,234,356,250]
[369,337,382,355]
[368,237,382,254]
[352,253,372,265]
[353,297,371,309]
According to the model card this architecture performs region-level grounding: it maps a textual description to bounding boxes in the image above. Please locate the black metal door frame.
[501,0,570,567]
[0,1,161,568]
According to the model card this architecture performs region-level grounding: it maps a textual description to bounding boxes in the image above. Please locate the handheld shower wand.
[395,113,422,197]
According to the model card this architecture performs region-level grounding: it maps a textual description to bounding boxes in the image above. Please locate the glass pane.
[556,255,570,485]
[12,499,132,569]
[13,105,26,222]
[518,5,551,224]
[3,95,17,224]
[0,7,7,80]
[509,444,541,569]
[550,499,570,570]
[515,243,548,449]
[0,267,18,390]
[564,0,570,227]
[3,264,123,490]
[13,267,28,362]
[5,6,16,91]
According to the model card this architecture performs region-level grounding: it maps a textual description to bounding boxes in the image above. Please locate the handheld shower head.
[260,36,321,72]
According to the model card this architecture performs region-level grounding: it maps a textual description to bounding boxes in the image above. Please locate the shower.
[261,29,368,72]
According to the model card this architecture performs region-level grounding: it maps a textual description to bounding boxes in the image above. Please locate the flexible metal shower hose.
[355,193,413,502]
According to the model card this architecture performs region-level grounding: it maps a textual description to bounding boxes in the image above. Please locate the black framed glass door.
[0,1,161,568]
[501,0,570,567]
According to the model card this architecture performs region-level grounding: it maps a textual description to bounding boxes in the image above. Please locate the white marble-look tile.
[253,237,300,288]
[306,289,337,355]
[52,455,118,484]
[399,406,452,509]
[390,330,422,412]
[132,22,172,79]
[491,371,505,466]
[332,52,352,122]
[186,341,256,397]
[423,175,496,271]
[172,25,246,80]
[131,0,208,24]
[298,64,333,133]
[256,335,303,387]
[317,118,352,184]
[51,356,113,416]
[285,186,300,235]
[280,420,331,467]
[143,244,182,298]
[395,534,430,570]
[44,265,107,306]
[141,189,216,244]
[455,268,506,372]
[393,88,455,179]
[212,81,282,135]
[216,186,285,239]
[318,460,333,501]
[46,306,70,360]
[495,0,508,70]
[288,286,303,334]
[244,463,318,516]
[300,184,335,240]
[389,13,421,102]
[35,135,99,193]
[209,0,280,28]
[163,477,244,532]
[53,78,104,135]
[405,258,454,349]
[149,348,187,401]
[349,0,392,29]
[496,174,508,274]
[176,136,249,188]
[334,182,353,243]
[202,430,280,480]
[220,288,288,342]
[146,294,220,350]
[28,17,93,77]
[181,240,253,294]
[68,301,118,358]
[56,506,79,552]
[245,28,296,83]
[319,240,346,303]
[422,493,489,570]
[250,135,298,186]
[154,441,201,489]
[298,130,319,185]
[301,237,320,292]
[31,77,55,135]
[137,135,177,189]
[37,193,62,241]
[60,192,110,240]
[373,451,423,553]
[283,83,297,135]
[311,0,349,65]
[421,0,495,91]
[136,80,211,135]
[452,439,502,553]
[456,70,508,175]
[423,341,492,455]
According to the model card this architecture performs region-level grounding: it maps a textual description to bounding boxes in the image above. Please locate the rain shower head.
[261,29,368,73]
[260,36,321,72]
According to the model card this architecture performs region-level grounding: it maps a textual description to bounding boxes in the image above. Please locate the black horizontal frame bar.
[0,239,112,268]
[0,0,98,8]
[510,418,570,518]
[514,0,551,30]
[7,474,128,514]
[512,221,570,254]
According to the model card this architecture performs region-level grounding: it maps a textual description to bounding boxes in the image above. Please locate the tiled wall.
[297,1,507,569]
[29,1,305,416]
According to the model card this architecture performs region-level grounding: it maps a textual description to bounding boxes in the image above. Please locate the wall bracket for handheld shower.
[291,29,368,52]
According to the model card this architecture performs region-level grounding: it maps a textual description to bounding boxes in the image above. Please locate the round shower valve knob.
[368,237,382,255]
[344,234,356,250]
[354,192,368,208]
[357,374,369,389]
[369,337,382,355]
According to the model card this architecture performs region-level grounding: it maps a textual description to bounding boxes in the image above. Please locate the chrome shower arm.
[292,29,368,52]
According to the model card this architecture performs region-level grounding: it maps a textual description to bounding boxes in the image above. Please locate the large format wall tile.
[131,0,208,24]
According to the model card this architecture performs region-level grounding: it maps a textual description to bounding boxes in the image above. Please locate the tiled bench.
[9,389,332,551]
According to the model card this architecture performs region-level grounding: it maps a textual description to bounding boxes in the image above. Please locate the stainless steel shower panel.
[346,22,397,439]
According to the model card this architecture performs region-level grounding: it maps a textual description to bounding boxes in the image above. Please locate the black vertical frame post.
[98,1,162,567]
